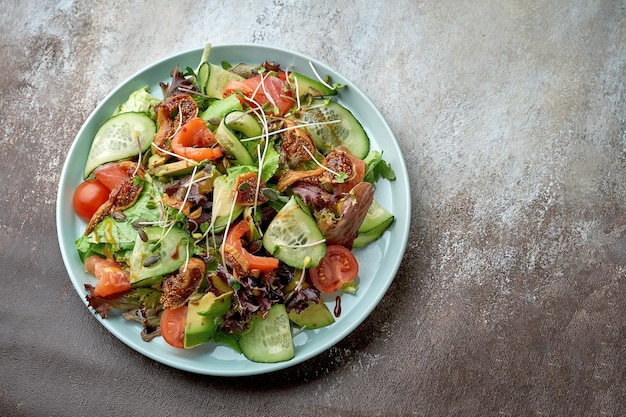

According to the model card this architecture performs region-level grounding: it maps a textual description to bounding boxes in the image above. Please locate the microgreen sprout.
[150,141,196,164]
[178,87,211,110]
[237,94,271,221]
[333,171,349,183]
[239,119,341,143]
[308,61,343,91]
[300,144,343,179]
[168,103,185,140]
[132,130,142,177]
[182,238,190,273]
[219,190,240,270]
[154,217,181,248]
[253,143,263,213]
[293,74,302,112]
[178,165,199,215]
[294,261,310,293]
[254,72,279,116]
[275,239,326,249]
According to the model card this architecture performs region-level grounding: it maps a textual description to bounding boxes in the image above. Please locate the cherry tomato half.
[72,179,110,222]
[160,306,187,349]
[309,245,359,294]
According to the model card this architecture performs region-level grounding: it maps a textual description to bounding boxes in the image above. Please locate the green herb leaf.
[363,150,396,183]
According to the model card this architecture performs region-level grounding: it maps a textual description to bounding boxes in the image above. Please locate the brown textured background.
[1,0,625,416]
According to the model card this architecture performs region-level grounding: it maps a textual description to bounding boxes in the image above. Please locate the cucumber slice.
[214,118,254,166]
[358,199,394,233]
[352,199,394,248]
[205,63,245,99]
[195,43,212,94]
[296,99,369,159]
[353,219,394,248]
[238,304,294,363]
[84,112,156,178]
[262,196,326,268]
[129,226,192,286]
[211,173,244,232]
[225,111,263,138]
[288,72,337,97]
[196,62,210,95]
[200,94,243,127]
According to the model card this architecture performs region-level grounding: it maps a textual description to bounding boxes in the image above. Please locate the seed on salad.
[111,211,126,221]
[137,228,148,242]
[261,187,279,201]
[131,219,146,229]
[143,256,161,267]
[238,182,251,192]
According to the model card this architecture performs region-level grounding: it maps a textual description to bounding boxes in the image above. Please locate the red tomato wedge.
[171,117,223,161]
[308,245,359,294]
[72,179,110,222]
[93,162,130,191]
[84,255,132,298]
[224,74,294,116]
[160,306,187,349]
[224,220,279,273]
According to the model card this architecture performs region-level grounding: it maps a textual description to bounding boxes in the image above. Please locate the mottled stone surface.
[1,0,625,416]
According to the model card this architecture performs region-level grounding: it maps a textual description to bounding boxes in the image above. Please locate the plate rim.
[56,42,411,376]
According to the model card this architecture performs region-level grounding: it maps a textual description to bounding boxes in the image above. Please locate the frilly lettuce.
[113,86,161,118]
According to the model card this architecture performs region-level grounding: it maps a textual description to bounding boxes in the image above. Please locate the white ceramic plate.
[56,44,410,376]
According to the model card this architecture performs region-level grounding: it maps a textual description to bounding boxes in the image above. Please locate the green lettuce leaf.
[260,142,280,182]
[363,150,396,183]
[113,86,160,118]
[75,176,162,263]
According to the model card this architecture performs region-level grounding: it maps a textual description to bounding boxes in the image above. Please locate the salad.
[72,44,396,363]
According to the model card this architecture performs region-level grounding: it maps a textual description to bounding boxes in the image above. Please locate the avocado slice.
[184,292,232,348]
[197,291,233,317]
[288,301,335,329]
[149,160,199,178]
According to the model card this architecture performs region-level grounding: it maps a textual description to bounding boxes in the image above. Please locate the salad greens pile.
[74,44,396,363]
